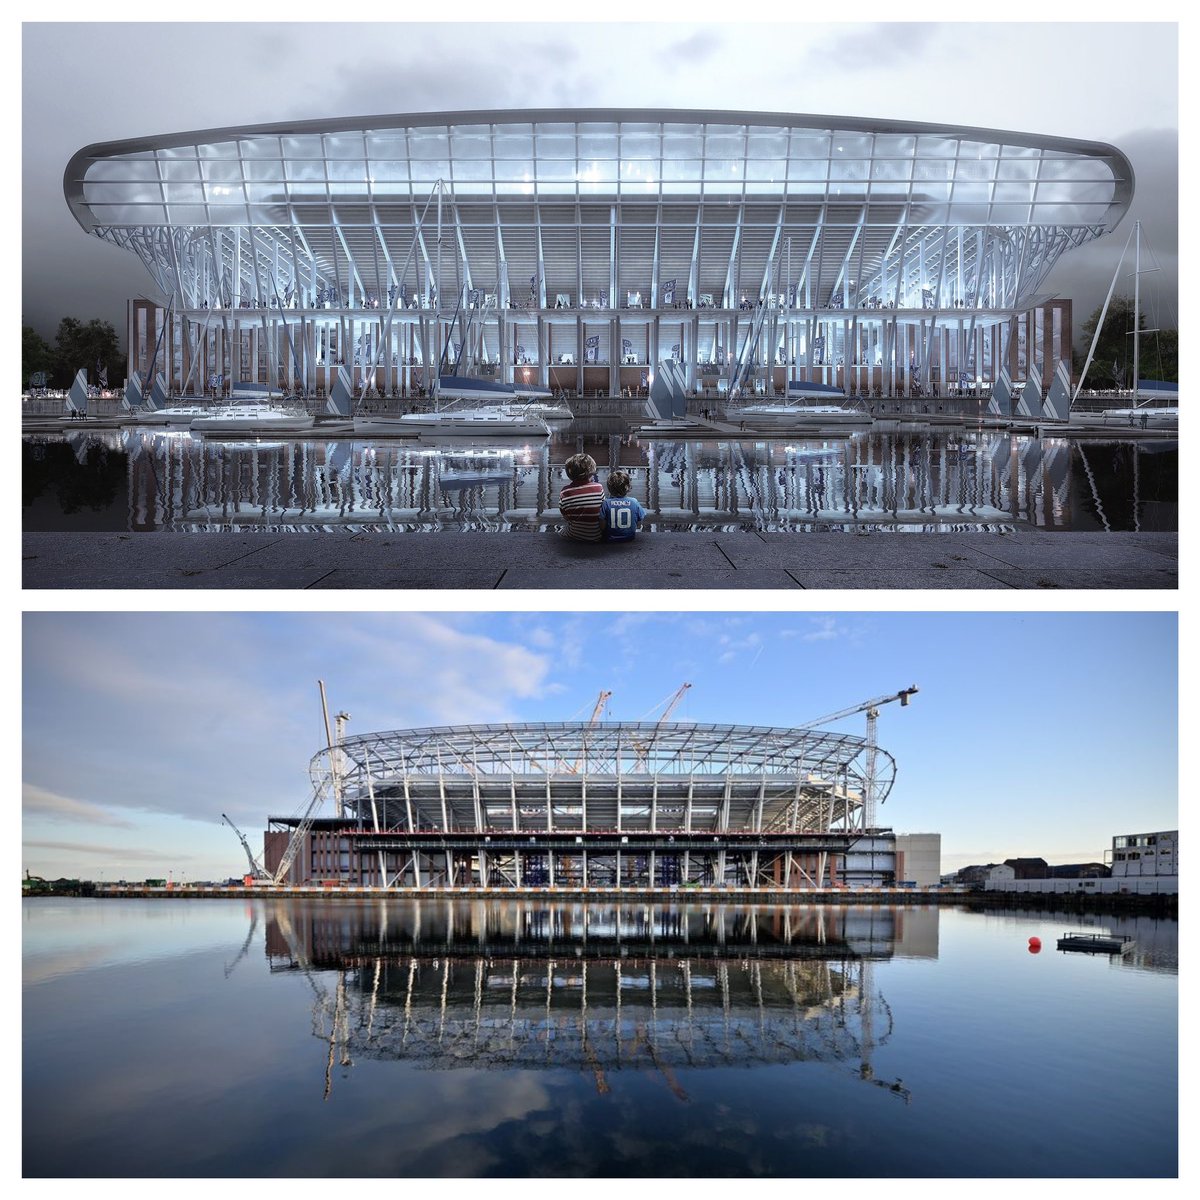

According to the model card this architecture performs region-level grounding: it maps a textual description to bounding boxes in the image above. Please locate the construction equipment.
[797,687,918,830]
[567,690,612,774]
[271,681,345,886]
[632,683,692,770]
[221,813,269,881]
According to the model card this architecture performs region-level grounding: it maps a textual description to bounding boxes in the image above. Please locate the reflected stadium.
[24,427,1177,533]
[263,901,933,1094]
[63,110,1133,402]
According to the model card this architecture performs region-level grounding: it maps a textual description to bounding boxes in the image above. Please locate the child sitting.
[600,469,646,542]
[558,452,605,541]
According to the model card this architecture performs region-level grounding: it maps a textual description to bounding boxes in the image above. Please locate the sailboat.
[353,292,550,439]
[1073,220,1177,431]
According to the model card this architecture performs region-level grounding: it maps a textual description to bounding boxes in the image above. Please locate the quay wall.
[37,884,1176,914]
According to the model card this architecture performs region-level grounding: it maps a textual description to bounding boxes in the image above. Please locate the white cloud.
[23,783,134,828]
[23,840,187,862]
[800,617,845,642]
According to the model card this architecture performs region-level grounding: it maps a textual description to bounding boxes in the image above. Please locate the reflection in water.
[23,899,1177,1178]
[264,902,938,1100]
[23,428,1177,532]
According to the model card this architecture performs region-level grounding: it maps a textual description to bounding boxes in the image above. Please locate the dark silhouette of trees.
[51,317,122,389]
[23,325,54,387]
[1074,296,1177,388]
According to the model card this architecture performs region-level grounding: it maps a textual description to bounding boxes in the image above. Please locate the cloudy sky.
[22,611,1177,881]
[21,15,1179,344]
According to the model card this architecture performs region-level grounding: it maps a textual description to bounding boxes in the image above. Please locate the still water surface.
[23,429,1176,532]
[23,899,1176,1177]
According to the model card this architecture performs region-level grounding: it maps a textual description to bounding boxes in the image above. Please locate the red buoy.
[1028,936,1042,953]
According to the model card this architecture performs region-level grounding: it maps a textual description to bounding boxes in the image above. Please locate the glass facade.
[65,110,1132,398]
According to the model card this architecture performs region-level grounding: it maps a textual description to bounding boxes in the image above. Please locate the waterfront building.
[263,716,924,890]
[1109,829,1177,878]
[985,830,1177,895]
[63,110,1132,400]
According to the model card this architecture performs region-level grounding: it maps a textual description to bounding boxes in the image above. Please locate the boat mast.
[1071,223,1136,407]
[1132,220,1141,407]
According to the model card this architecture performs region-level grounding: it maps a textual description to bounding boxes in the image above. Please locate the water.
[23,898,1177,1178]
[22,428,1176,532]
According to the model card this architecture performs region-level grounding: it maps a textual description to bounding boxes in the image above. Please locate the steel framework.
[270,720,898,889]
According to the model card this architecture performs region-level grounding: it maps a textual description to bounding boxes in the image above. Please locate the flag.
[662,279,676,306]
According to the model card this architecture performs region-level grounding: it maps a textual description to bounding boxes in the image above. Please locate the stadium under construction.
[260,686,939,891]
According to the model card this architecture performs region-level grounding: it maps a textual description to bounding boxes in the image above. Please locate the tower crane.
[221,813,269,881]
[633,682,692,770]
[567,689,612,773]
[797,686,918,830]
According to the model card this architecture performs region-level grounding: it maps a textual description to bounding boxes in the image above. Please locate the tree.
[1073,296,1177,389]
[51,317,121,390]
[23,325,54,388]
[1073,296,1139,390]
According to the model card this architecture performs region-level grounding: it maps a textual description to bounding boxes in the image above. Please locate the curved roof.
[325,719,886,781]
[65,107,1133,234]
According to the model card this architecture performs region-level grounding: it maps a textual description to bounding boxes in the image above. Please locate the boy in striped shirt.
[558,453,604,541]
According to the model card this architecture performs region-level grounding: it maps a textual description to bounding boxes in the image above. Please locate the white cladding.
[895,833,941,886]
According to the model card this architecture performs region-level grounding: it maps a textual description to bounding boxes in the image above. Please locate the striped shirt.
[559,480,605,541]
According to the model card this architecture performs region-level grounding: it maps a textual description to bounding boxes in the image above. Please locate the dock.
[1056,932,1135,954]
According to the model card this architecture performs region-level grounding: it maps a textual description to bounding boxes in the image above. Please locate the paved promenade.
[23,529,1178,589]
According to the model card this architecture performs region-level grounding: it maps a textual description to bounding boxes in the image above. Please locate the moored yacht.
[131,404,205,427]
[731,381,869,429]
[190,399,315,434]
[354,405,550,439]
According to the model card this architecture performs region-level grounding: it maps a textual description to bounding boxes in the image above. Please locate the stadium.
[64,109,1132,402]
[263,691,935,890]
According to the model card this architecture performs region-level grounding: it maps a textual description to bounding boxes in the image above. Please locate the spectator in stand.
[558,453,604,542]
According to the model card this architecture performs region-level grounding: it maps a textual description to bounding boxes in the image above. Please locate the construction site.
[226,682,939,894]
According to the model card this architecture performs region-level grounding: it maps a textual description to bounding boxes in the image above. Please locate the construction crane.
[568,689,612,774]
[222,813,269,881]
[633,682,692,770]
[271,681,346,886]
[797,686,918,830]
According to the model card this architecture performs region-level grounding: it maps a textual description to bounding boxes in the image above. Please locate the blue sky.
[22,611,1176,880]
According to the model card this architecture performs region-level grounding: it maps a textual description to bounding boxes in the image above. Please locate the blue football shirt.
[601,495,646,541]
